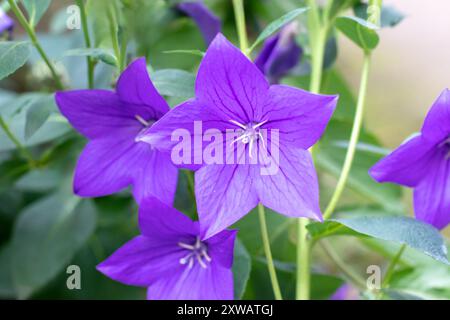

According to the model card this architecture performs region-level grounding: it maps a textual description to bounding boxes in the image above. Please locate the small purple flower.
[255,22,303,84]
[0,8,14,39]
[141,34,338,238]
[330,284,359,300]
[55,58,178,204]
[97,197,237,300]
[370,89,450,229]
[177,1,221,46]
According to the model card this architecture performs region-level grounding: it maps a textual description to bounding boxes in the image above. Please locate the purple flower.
[0,8,14,39]
[141,34,338,238]
[370,89,450,229]
[55,58,178,204]
[177,1,221,46]
[255,22,303,84]
[97,197,236,300]
[330,284,359,300]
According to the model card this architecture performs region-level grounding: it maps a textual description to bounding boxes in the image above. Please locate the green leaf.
[0,41,31,80]
[151,69,196,99]
[333,215,449,265]
[22,0,52,26]
[163,49,205,57]
[25,94,57,139]
[0,94,71,152]
[307,220,362,241]
[64,48,118,67]
[233,239,251,299]
[354,4,405,28]
[382,289,424,300]
[335,16,379,51]
[249,7,309,52]
[11,193,97,298]
[0,246,15,298]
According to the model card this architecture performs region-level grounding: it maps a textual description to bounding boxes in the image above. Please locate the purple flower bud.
[177,1,221,46]
[255,22,303,84]
[0,8,14,39]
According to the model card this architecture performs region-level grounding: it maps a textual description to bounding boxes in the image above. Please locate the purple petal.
[330,284,359,300]
[255,34,279,72]
[139,99,231,170]
[205,229,237,268]
[196,162,259,239]
[196,33,269,123]
[177,1,221,46]
[421,89,450,144]
[116,58,170,120]
[138,197,198,239]
[147,260,233,300]
[132,149,178,205]
[74,137,176,203]
[97,235,186,287]
[369,135,436,188]
[413,150,450,230]
[260,85,337,149]
[55,90,141,140]
[256,145,322,221]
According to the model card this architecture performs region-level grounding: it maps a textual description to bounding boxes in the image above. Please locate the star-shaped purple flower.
[140,34,338,238]
[176,1,221,46]
[0,8,14,39]
[97,197,237,300]
[55,58,178,204]
[370,89,450,229]
[255,22,303,84]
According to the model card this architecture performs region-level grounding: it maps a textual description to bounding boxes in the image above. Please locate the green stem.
[320,240,367,289]
[232,0,249,56]
[107,4,122,72]
[76,0,95,89]
[258,204,283,300]
[322,53,371,220]
[296,218,311,300]
[382,244,406,287]
[184,170,197,213]
[8,0,64,90]
[0,116,36,167]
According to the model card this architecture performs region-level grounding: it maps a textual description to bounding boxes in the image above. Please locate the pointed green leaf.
[22,0,52,26]
[64,48,118,67]
[249,7,309,52]
[335,16,379,51]
[0,41,31,80]
[233,239,251,299]
[151,69,195,99]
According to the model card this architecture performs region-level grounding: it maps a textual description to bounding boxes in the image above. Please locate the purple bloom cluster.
[370,89,450,230]
[55,31,337,299]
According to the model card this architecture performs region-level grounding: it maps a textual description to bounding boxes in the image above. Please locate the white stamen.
[178,237,211,269]
[229,120,269,158]
[229,119,247,130]
[135,114,150,127]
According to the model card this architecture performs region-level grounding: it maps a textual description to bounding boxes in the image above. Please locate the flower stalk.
[76,0,95,89]
[232,0,282,300]
[7,0,64,90]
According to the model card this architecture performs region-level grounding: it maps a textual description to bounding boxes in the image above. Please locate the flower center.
[229,119,268,157]
[178,237,211,269]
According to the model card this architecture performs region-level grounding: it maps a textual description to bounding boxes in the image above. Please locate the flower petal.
[116,58,169,120]
[369,135,436,188]
[146,261,233,300]
[97,235,185,287]
[196,161,259,239]
[55,90,139,140]
[421,88,450,143]
[138,196,198,239]
[256,145,322,221]
[139,99,230,170]
[74,136,168,202]
[205,229,237,268]
[196,33,269,123]
[132,150,178,205]
[260,85,337,149]
[413,150,450,230]
[177,1,221,45]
